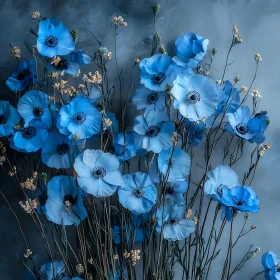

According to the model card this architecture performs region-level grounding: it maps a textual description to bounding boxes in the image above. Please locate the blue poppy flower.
[45,176,87,225]
[48,50,91,75]
[11,124,48,153]
[0,101,20,137]
[220,186,260,213]
[6,60,38,92]
[59,96,102,139]
[132,85,166,111]
[162,179,188,205]
[139,54,183,91]
[74,149,123,197]
[262,251,280,280]
[156,202,195,241]
[41,131,78,169]
[114,131,137,162]
[133,110,174,153]
[18,90,51,129]
[171,73,221,121]
[39,260,65,280]
[118,172,157,215]
[204,165,239,202]
[185,118,205,147]
[173,32,209,68]
[225,106,268,143]
[158,147,191,182]
[37,18,75,57]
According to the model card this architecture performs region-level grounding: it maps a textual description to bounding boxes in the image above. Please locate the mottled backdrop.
[0,0,279,279]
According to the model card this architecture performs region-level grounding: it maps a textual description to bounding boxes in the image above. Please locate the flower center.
[134,188,144,198]
[33,106,44,117]
[151,72,166,84]
[187,90,201,104]
[236,123,249,135]
[92,167,106,179]
[56,142,70,155]
[234,199,245,206]
[22,126,36,139]
[168,218,177,224]
[45,35,58,47]
[165,186,174,194]
[64,194,76,207]
[17,69,31,80]
[145,126,160,138]
[0,114,7,125]
[73,112,86,125]
[147,92,159,104]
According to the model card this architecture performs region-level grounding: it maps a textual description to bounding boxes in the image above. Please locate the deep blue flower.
[204,165,239,202]
[39,260,65,280]
[0,101,20,137]
[74,149,123,197]
[133,110,174,153]
[158,147,191,182]
[59,96,102,139]
[220,186,260,213]
[132,85,166,111]
[109,269,128,280]
[262,251,280,280]
[156,202,195,241]
[37,18,75,57]
[114,131,137,162]
[18,90,51,129]
[173,32,209,68]
[45,175,87,225]
[225,106,268,143]
[118,172,157,215]
[139,54,183,91]
[6,60,38,92]
[48,50,91,75]
[185,118,205,147]
[41,131,78,169]
[36,187,48,215]
[171,73,221,121]
[162,179,188,205]
[11,124,48,152]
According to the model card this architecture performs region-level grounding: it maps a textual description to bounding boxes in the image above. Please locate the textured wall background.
[0,0,279,279]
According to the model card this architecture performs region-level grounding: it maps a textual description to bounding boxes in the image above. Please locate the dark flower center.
[73,112,86,125]
[64,194,76,206]
[168,218,177,224]
[22,126,36,139]
[134,188,144,198]
[0,114,7,125]
[151,72,166,85]
[187,90,201,104]
[234,199,245,206]
[165,187,174,194]
[92,167,106,179]
[145,126,160,138]
[236,123,249,135]
[33,106,44,117]
[45,35,58,47]
[17,69,31,80]
[56,142,70,155]
[147,92,159,104]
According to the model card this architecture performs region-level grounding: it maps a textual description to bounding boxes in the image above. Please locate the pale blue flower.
[184,118,205,147]
[74,149,123,197]
[163,179,188,205]
[118,172,157,215]
[262,251,280,280]
[0,101,20,137]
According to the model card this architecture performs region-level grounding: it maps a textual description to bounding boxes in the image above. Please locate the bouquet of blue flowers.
[0,5,276,280]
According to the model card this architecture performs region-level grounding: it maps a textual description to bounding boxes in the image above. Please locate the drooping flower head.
[74,149,123,197]
[262,251,280,280]
[184,118,205,147]
[204,165,239,202]
[132,85,166,111]
[114,131,137,162]
[41,131,78,169]
[171,74,221,121]
[133,110,174,153]
[6,60,38,92]
[18,90,51,129]
[37,18,75,57]
[45,176,87,225]
[58,96,102,139]
[225,106,268,143]
[156,202,195,241]
[158,147,191,182]
[162,179,188,206]
[118,172,157,215]
[0,101,20,137]
[173,32,209,68]
[139,54,183,91]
